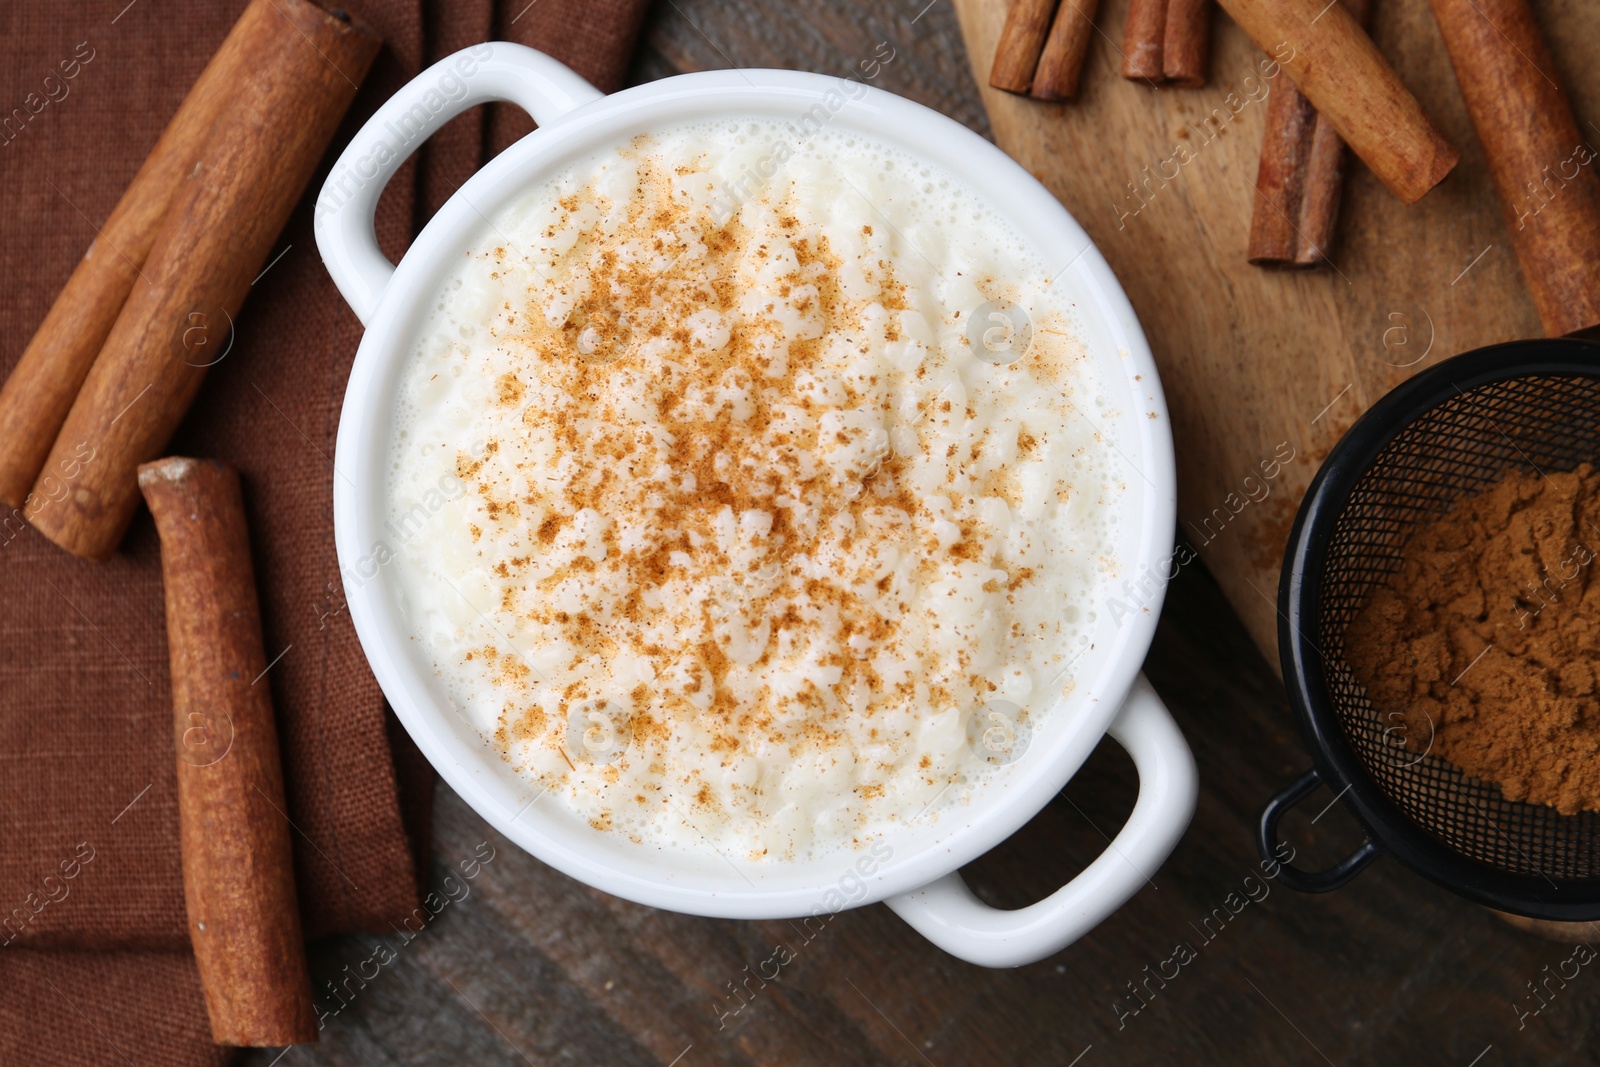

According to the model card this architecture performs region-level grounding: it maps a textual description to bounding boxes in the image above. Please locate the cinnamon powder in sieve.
[1345,464,1600,814]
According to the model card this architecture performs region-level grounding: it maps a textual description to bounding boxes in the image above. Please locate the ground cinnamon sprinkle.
[1345,464,1600,815]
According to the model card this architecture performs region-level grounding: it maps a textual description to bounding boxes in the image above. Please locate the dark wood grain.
[243,2,1600,1064]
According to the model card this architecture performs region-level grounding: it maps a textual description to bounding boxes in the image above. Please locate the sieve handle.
[884,676,1197,968]
[314,43,602,325]
[1258,767,1380,893]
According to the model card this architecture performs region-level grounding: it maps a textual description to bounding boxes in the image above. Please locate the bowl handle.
[885,675,1197,968]
[313,42,602,326]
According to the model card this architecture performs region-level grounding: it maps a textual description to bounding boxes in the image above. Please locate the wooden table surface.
[244,2,1600,1063]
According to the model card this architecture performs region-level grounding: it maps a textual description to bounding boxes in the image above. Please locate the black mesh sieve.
[1264,339,1600,918]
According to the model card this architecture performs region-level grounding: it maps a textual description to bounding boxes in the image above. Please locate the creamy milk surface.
[386,118,1128,861]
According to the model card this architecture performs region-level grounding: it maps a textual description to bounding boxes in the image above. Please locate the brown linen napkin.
[0,0,648,1063]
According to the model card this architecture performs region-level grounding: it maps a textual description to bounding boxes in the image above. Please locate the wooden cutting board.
[950,0,1599,665]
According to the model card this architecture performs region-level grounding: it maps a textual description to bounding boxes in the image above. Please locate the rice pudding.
[384,118,1125,860]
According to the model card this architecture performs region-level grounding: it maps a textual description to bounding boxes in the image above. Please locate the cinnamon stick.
[28,1,380,561]
[1030,0,1101,102]
[1121,0,1167,81]
[139,457,314,1046]
[1161,0,1211,88]
[1213,0,1458,204]
[1249,79,1318,265]
[991,0,1061,94]
[1122,0,1210,87]
[1428,0,1600,337]
[0,0,310,510]
[1293,101,1355,265]
[1248,0,1371,267]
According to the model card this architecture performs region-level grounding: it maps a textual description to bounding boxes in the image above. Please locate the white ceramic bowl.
[315,42,1196,968]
